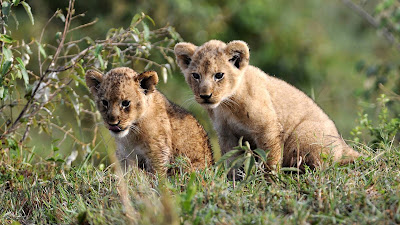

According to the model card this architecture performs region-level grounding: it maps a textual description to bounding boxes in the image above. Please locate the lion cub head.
[174,40,250,108]
[85,67,158,138]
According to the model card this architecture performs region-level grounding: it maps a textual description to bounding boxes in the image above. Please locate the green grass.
[1,142,400,225]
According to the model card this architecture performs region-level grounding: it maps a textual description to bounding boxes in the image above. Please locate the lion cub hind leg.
[337,146,361,165]
[283,120,361,169]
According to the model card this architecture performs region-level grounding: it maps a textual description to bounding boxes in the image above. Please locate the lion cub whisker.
[85,67,213,175]
[175,40,361,173]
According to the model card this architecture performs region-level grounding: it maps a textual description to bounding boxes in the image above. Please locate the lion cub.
[174,40,360,171]
[85,67,213,175]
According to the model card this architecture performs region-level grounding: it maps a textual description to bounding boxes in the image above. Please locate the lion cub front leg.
[216,125,241,178]
[254,122,283,171]
[147,145,172,176]
[220,135,241,179]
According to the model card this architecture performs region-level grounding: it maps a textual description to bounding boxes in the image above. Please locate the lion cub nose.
[200,93,212,100]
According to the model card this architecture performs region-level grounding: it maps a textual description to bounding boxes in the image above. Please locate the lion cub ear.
[137,71,159,94]
[85,70,104,96]
[225,40,250,70]
[174,42,197,71]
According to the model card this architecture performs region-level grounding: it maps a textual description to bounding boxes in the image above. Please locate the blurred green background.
[9,0,399,162]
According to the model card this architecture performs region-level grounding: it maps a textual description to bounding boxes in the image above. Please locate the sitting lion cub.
[85,67,213,175]
[174,40,360,171]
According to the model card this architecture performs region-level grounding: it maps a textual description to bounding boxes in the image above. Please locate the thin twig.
[1,0,75,139]
[64,37,91,46]
[67,18,98,34]
[341,0,400,52]
[127,56,164,68]
[10,39,35,50]
[19,118,33,143]
[38,10,59,76]
[50,123,87,146]
[71,12,86,21]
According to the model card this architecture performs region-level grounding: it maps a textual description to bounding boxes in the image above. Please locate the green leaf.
[130,13,142,27]
[0,34,14,44]
[0,86,8,100]
[1,60,12,76]
[3,47,13,63]
[97,55,104,70]
[215,149,241,166]
[12,0,21,5]
[145,15,155,26]
[53,145,59,152]
[56,11,65,22]
[1,1,11,17]
[6,138,18,150]
[36,41,47,58]
[244,155,255,180]
[74,63,85,78]
[254,148,268,163]
[168,26,180,41]
[16,57,25,67]
[182,173,197,213]
[142,22,150,40]
[70,73,86,86]
[94,44,103,57]
[144,61,152,70]
[280,167,301,173]
[21,67,29,86]
[0,86,4,99]
[228,156,246,170]
[238,136,243,148]
[55,31,62,40]
[16,57,29,86]
[84,37,95,45]
[161,67,168,83]
[113,46,121,57]
[21,1,34,25]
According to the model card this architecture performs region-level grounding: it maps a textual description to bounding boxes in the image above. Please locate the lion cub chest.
[116,136,151,169]
[213,107,256,147]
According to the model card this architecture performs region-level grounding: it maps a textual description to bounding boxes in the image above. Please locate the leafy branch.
[0,0,180,161]
[342,0,400,51]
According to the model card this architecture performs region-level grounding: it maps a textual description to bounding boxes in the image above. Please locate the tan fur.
[174,40,360,171]
[85,67,213,175]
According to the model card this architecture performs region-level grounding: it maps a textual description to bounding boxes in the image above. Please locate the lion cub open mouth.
[85,67,213,175]
[108,125,128,138]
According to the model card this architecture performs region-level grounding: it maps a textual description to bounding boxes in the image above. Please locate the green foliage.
[0,1,179,165]
[375,0,400,35]
[1,0,400,224]
[215,137,270,181]
[1,141,400,224]
[352,94,400,150]
[352,0,400,117]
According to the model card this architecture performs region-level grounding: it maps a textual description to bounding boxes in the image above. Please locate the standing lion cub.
[174,40,360,171]
[85,67,213,175]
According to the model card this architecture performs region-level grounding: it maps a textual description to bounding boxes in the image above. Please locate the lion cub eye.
[121,100,130,108]
[192,73,201,80]
[101,99,109,108]
[214,72,224,80]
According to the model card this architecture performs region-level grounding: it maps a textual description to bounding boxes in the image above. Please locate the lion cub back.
[174,40,361,171]
[166,101,213,169]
